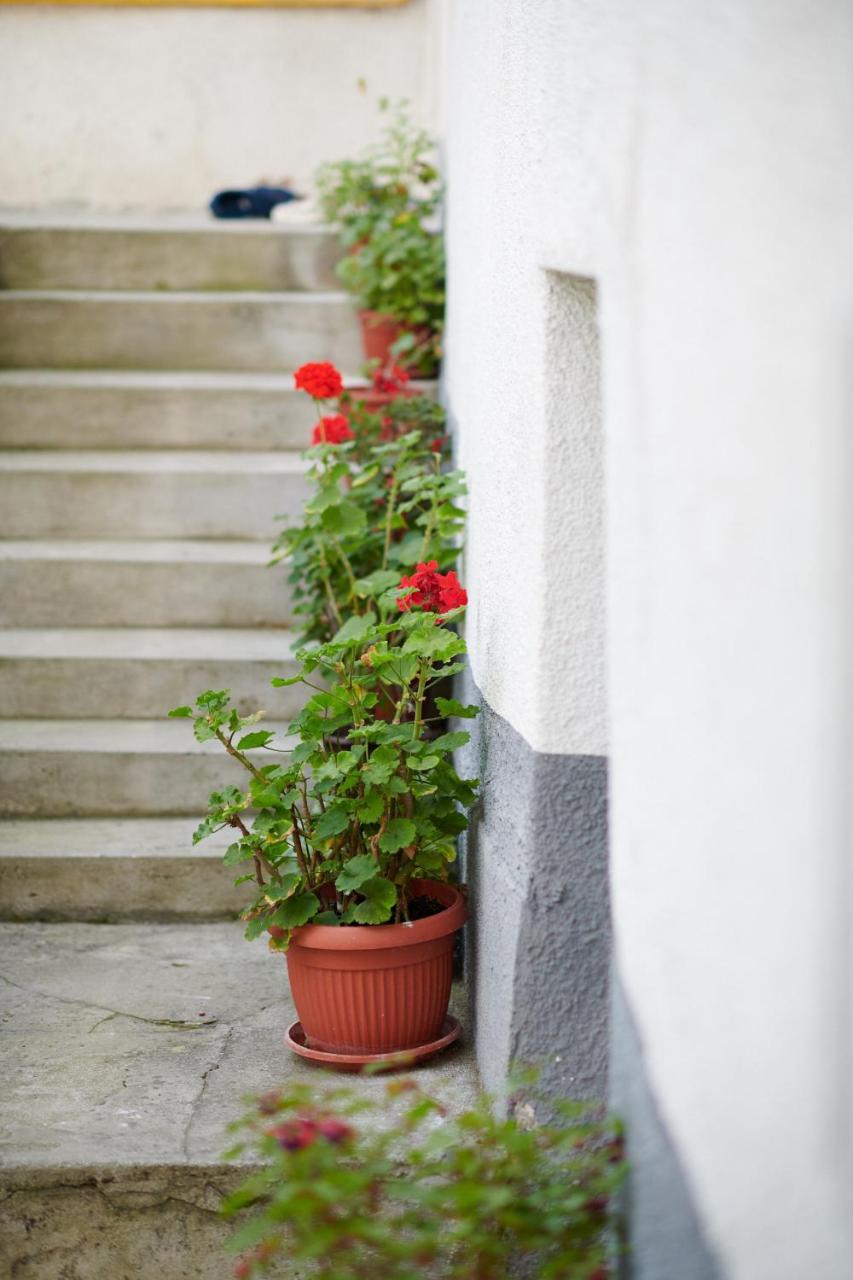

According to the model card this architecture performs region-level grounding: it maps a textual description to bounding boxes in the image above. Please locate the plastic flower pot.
[358,310,433,370]
[347,384,420,413]
[282,878,466,1059]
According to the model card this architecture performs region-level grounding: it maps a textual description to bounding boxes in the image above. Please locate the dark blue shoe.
[209,186,300,219]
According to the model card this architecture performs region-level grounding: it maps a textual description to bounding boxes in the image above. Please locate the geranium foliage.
[170,573,479,946]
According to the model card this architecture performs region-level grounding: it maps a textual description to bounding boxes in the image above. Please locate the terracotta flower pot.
[358,309,433,370]
[285,878,466,1055]
[347,384,420,413]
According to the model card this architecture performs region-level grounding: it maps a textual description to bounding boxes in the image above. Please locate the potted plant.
[275,362,461,649]
[170,561,478,1068]
[224,1076,625,1279]
[316,103,444,375]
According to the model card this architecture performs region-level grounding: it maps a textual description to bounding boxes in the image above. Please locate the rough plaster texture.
[457,675,609,1107]
[442,1,853,1276]
[0,1,434,210]
[0,922,477,1278]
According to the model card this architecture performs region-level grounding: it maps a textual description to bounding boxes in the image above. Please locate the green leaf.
[357,792,384,823]
[312,806,350,842]
[378,818,416,853]
[168,706,192,718]
[429,731,471,754]
[332,611,376,646]
[269,892,319,929]
[411,754,440,771]
[321,500,367,538]
[348,876,397,924]
[313,910,341,926]
[336,853,378,893]
[435,698,480,719]
[271,675,303,687]
[402,626,464,660]
[236,730,274,751]
[222,841,251,866]
[354,568,400,598]
[264,873,302,901]
[243,914,269,941]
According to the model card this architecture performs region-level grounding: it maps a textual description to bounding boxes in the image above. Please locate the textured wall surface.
[440,1,853,1278]
[0,1,433,209]
[457,672,609,1106]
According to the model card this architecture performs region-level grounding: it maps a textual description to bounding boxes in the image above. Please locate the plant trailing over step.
[223,1074,625,1280]
[170,563,478,949]
[316,100,445,374]
[274,361,465,648]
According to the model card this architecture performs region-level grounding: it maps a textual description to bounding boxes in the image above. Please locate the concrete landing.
[0,922,476,1279]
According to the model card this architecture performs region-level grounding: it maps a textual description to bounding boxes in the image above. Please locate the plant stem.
[382,473,399,569]
[216,728,267,784]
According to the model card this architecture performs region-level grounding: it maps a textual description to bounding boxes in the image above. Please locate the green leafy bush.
[274,362,464,647]
[223,1076,624,1280]
[317,101,445,372]
[170,558,477,945]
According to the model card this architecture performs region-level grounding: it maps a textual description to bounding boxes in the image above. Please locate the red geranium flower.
[317,1117,355,1145]
[398,563,468,616]
[294,362,344,400]
[266,1117,318,1151]
[435,569,467,612]
[312,414,354,446]
[372,364,410,395]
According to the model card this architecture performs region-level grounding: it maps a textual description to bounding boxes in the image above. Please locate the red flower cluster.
[372,364,410,395]
[294,362,344,400]
[398,562,468,616]
[312,414,354,446]
[266,1114,354,1152]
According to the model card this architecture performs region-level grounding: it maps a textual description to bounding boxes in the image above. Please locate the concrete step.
[0,215,340,292]
[0,541,290,628]
[0,370,317,450]
[0,290,362,372]
[0,719,292,819]
[0,818,245,919]
[0,371,437,450]
[0,627,300,718]
[0,451,308,538]
[0,922,475,1279]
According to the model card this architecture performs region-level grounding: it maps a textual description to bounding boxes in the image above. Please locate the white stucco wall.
[0,1,433,210]
[441,1,853,1277]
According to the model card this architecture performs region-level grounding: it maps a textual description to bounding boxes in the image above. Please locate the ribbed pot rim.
[290,878,466,953]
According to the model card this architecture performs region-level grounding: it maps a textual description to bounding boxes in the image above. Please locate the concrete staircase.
[0,215,474,1280]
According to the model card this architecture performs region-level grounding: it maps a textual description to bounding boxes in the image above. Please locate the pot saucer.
[284,1016,462,1073]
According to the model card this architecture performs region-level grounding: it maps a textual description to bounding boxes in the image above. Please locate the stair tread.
[0,816,232,857]
[0,539,273,564]
[0,718,291,754]
[0,288,348,303]
[0,921,475,1169]
[0,211,331,235]
[0,450,308,473]
[0,369,378,390]
[0,626,295,659]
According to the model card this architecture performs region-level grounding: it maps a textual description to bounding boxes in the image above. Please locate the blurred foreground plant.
[223,1075,624,1280]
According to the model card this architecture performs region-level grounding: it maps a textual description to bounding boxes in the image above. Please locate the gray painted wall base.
[610,976,725,1280]
[457,673,610,1107]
